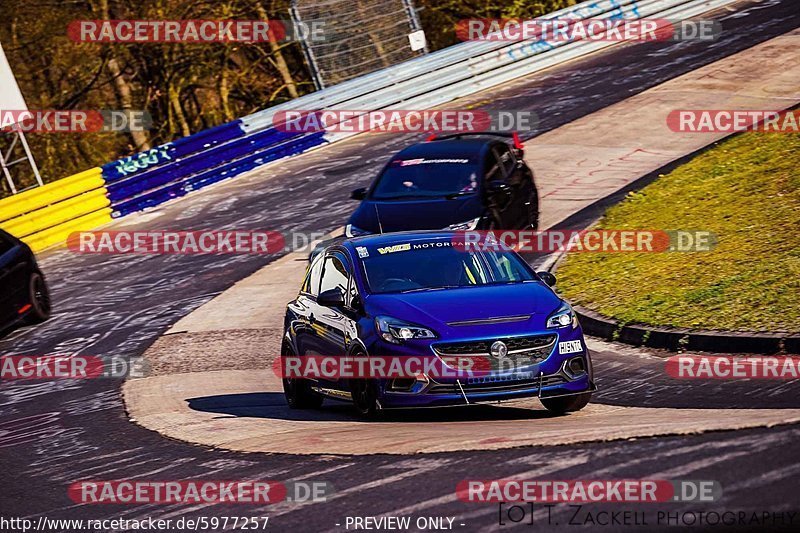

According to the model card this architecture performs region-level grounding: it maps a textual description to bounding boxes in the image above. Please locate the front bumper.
[380,365,594,408]
[374,330,594,408]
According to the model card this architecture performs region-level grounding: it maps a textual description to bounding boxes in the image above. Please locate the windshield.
[357,240,536,294]
[371,157,480,200]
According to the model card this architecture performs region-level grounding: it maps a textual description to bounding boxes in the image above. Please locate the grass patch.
[557,131,800,333]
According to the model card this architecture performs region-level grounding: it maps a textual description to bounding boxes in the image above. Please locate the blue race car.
[282,231,594,418]
[345,133,539,236]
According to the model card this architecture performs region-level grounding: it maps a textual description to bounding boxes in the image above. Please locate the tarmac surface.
[2,1,799,530]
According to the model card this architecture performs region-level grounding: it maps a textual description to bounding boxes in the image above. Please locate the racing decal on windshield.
[559,340,583,354]
[412,241,453,249]
[377,243,411,254]
[396,158,471,166]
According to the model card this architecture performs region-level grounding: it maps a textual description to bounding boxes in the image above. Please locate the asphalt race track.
[2,1,800,530]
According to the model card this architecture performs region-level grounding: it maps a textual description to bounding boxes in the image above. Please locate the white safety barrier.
[240,0,740,141]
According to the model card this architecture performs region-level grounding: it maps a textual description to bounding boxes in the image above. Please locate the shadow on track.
[186,392,574,422]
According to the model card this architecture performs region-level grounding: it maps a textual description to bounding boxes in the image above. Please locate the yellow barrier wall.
[0,168,105,222]
[21,208,113,252]
[0,167,113,252]
[2,188,110,237]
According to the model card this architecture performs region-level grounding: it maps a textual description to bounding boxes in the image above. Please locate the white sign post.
[407,30,427,52]
[0,41,43,194]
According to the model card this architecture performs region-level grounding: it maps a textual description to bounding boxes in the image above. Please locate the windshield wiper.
[400,285,461,293]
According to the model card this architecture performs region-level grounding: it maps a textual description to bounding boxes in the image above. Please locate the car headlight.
[345,224,371,238]
[546,303,578,329]
[375,315,436,344]
[446,217,482,231]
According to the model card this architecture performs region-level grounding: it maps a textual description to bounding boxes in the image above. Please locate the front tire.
[541,392,592,415]
[351,378,382,419]
[25,272,51,324]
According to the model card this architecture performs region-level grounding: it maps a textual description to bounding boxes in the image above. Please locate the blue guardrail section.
[101,120,327,217]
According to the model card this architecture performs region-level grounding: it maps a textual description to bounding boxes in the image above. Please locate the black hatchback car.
[345,133,539,237]
[0,228,51,335]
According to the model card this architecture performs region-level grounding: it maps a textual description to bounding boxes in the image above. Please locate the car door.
[308,251,353,389]
[291,254,324,358]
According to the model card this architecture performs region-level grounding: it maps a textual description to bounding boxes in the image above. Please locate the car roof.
[391,138,496,161]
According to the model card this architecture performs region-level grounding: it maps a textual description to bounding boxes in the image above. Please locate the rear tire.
[281,346,323,409]
[25,272,51,324]
[541,392,592,415]
[283,376,324,409]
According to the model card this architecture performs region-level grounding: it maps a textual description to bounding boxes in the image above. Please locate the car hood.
[348,196,482,233]
[365,282,562,331]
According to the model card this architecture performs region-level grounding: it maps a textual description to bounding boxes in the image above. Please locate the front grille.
[433,334,557,370]
[434,334,557,355]
[427,373,567,394]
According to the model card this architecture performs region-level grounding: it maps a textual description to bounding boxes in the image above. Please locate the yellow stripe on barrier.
[20,207,113,253]
[1,188,111,239]
[0,168,104,223]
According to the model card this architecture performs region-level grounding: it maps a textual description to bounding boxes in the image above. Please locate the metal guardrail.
[5,0,741,249]
[101,122,325,217]
[239,0,643,133]
[97,0,646,217]
[98,0,739,221]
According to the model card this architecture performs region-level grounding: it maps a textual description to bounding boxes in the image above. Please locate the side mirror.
[350,187,367,200]
[537,271,557,287]
[317,288,345,307]
[350,293,364,313]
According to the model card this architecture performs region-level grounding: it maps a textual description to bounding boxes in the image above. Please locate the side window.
[302,256,324,296]
[319,254,349,297]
